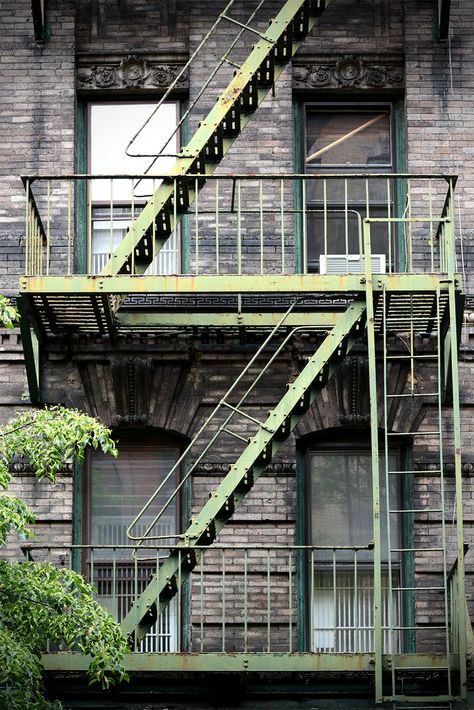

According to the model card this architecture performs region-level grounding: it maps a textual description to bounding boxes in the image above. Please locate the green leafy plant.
[0,301,128,709]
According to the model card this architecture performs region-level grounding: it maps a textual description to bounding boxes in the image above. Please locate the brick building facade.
[1,1,473,708]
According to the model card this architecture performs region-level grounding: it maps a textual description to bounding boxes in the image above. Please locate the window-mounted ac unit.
[319,254,386,275]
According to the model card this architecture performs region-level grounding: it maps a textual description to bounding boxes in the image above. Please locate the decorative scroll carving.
[77,54,188,91]
[293,54,404,91]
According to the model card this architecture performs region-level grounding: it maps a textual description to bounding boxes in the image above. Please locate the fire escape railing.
[21,173,458,280]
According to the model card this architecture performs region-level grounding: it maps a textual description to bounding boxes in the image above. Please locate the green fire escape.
[19,0,471,705]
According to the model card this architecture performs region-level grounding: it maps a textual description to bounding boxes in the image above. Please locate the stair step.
[120,300,364,645]
[222,104,241,137]
[257,51,275,87]
[102,0,333,276]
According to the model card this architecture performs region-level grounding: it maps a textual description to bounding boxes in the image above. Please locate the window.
[304,104,395,273]
[306,446,403,653]
[84,437,181,652]
[88,101,180,274]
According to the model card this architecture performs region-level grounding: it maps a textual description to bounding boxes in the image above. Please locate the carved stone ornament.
[77,54,188,91]
[293,54,404,91]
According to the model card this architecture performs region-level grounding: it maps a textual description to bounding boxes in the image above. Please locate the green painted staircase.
[121,300,366,644]
[100,0,332,277]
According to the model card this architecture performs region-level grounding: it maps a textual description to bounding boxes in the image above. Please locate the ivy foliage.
[0,297,128,708]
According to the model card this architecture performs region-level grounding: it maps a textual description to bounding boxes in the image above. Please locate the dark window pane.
[309,451,399,563]
[306,112,391,168]
[90,444,178,556]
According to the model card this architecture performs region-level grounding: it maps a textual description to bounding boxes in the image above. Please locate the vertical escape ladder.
[120,300,366,643]
[101,0,332,277]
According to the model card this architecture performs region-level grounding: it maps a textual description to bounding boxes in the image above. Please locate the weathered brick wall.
[0,0,76,294]
[0,1,473,697]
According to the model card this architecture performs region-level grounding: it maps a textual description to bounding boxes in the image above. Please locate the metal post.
[364,219,383,702]
[446,179,467,699]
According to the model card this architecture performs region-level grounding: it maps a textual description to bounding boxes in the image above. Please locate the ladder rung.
[385,354,439,360]
[223,57,241,70]
[221,401,271,430]
[221,14,274,43]
[392,586,446,591]
[386,392,440,398]
[388,469,442,475]
[222,427,248,443]
[392,547,444,552]
[391,625,448,630]
[389,508,442,514]
[387,431,441,437]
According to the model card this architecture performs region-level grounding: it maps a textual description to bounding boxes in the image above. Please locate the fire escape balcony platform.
[19,273,460,338]
[42,651,459,674]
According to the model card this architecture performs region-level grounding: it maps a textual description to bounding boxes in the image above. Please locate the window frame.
[294,99,406,274]
[76,98,184,275]
[79,431,188,651]
[296,434,413,653]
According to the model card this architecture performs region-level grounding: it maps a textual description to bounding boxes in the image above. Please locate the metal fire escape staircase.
[121,300,366,643]
[101,0,332,277]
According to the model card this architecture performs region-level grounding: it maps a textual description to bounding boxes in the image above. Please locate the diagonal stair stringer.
[120,300,366,644]
[101,0,333,277]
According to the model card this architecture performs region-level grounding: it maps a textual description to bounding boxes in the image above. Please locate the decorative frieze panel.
[77,54,188,91]
[293,54,404,92]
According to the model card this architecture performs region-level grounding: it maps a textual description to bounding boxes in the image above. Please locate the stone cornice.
[293,53,404,92]
[77,53,188,92]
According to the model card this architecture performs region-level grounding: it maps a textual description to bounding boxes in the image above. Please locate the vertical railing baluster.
[45,180,50,276]
[288,549,293,652]
[195,177,199,276]
[280,178,285,274]
[153,178,157,275]
[354,551,358,653]
[365,178,370,273]
[323,179,328,263]
[134,549,138,652]
[302,179,307,274]
[131,178,135,275]
[237,179,242,275]
[24,179,29,276]
[112,547,117,622]
[87,179,92,274]
[267,549,271,651]
[216,179,220,275]
[386,178,392,273]
[344,178,349,272]
[310,549,315,652]
[259,179,264,275]
[407,178,412,272]
[67,180,72,276]
[437,286,451,694]
[332,550,337,651]
[221,548,226,651]
[429,179,434,272]
[177,549,182,653]
[109,179,113,265]
[244,547,248,652]
[200,552,204,652]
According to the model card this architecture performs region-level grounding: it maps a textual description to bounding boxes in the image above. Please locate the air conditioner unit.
[319,254,386,275]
